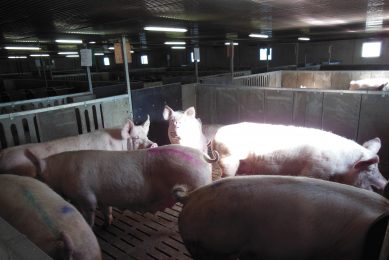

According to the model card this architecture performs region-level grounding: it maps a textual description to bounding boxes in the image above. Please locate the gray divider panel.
[358,94,389,171]
[293,91,324,128]
[196,85,217,124]
[264,89,294,125]
[101,98,129,128]
[322,92,361,140]
[37,108,79,142]
[238,88,265,122]
[216,88,240,124]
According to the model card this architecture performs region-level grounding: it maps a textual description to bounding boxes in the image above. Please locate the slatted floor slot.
[94,164,222,259]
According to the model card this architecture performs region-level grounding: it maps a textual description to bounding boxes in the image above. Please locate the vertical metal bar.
[86,66,93,93]
[122,35,133,120]
[41,58,48,89]
[230,41,234,79]
[195,59,199,83]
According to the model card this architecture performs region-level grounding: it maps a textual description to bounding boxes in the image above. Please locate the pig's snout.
[150,143,158,148]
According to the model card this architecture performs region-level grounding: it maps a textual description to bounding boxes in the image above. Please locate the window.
[362,42,382,58]
[103,57,110,66]
[191,52,200,63]
[141,55,148,65]
[260,48,272,61]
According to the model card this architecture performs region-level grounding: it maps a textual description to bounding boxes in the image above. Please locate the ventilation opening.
[92,105,99,130]
[0,123,7,148]
[33,116,41,142]
[22,118,31,144]
[75,108,83,134]
[10,124,19,146]
[84,110,91,132]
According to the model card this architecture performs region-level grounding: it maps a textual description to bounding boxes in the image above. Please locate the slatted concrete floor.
[94,204,191,260]
[94,164,222,260]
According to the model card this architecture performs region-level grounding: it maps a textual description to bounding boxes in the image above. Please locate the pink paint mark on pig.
[148,147,201,165]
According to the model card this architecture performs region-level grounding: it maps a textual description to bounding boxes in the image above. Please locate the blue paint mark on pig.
[61,205,73,214]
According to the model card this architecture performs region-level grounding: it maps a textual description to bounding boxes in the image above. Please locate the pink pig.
[175,176,389,260]
[212,122,387,192]
[0,116,157,177]
[28,144,217,226]
[0,174,101,260]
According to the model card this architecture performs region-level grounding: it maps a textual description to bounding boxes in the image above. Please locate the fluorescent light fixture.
[94,53,104,56]
[89,41,96,44]
[144,26,187,32]
[58,51,78,55]
[362,41,381,58]
[8,56,27,59]
[30,54,50,57]
[66,55,79,58]
[5,46,41,50]
[225,42,239,46]
[165,41,186,45]
[131,50,134,53]
[108,47,115,50]
[171,46,186,49]
[55,39,83,44]
[249,33,269,38]
[298,37,310,41]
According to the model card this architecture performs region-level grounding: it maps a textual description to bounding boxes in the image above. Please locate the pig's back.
[0,174,101,259]
[179,176,389,259]
[214,123,364,157]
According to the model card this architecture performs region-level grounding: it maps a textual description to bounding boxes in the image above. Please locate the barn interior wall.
[1,37,389,74]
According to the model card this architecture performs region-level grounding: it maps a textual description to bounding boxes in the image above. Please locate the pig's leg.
[219,156,239,177]
[102,206,113,227]
[74,193,98,227]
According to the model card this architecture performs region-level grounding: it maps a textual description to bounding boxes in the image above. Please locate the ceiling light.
[94,53,104,56]
[89,41,96,44]
[131,50,134,53]
[144,26,187,32]
[5,46,41,50]
[171,46,186,49]
[298,37,310,41]
[108,47,115,50]
[55,39,83,44]
[249,33,269,38]
[225,42,239,46]
[165,41,186,45]
[66,55,79,58]
[8,56,27,59]
[30,54,50,57]
[58,52,78,55]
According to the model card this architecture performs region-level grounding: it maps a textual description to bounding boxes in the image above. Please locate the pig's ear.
[184,107,196,118]
[163,105,173,120]
[142,115,150,133]
[58,232,74,260]
[24,149,46,178]
[354,155,380,170]
[362,138,381,154]
[121,120,134,139]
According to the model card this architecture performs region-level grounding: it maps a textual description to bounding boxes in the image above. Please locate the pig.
[0,116,157,177]
[162,105,222,153]
[27,144,217,227]
[0,174,101,260]
[174,175,389,260]
[212,122,387,192]
[349,78,389,91]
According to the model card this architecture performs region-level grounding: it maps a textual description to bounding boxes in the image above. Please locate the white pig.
[0,174,101,260]
[163,105,222,153]
[349,78,389,91]
[27,144,217,226]
[175,176,389,260]
[212,122,387,192]
[0,116,157,177]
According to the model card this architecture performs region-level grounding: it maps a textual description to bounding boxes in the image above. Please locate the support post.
[122,35,133,120]
[86,66,93,93]
[230,41,234,79]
